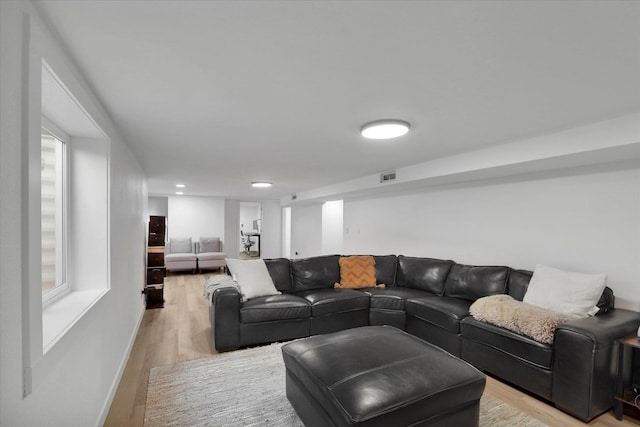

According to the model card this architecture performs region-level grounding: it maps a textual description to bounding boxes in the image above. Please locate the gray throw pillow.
[170,237,192,253]
[200,237,220,253]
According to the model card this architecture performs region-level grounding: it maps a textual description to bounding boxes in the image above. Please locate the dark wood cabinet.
[148,232,165,246]
[145,284,164,309]
[615,335,640,420]
[149,215,166,234]
[146,215,166,309]
[147,267,166,285]
[147,252,164,267]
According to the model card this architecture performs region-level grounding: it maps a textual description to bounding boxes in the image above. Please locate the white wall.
[69,137,109,293]
[283,207,291,258]
[261,200,283,259]
[1,1,147,425]
[148,196,168,217]
[167,195,225,243]
[343,165,640,310]
[224,199,240,258]
[322,200,344,255]
[290,204,323,258]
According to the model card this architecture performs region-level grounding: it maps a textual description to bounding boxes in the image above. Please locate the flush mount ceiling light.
[176,191,184,195]
[176,184,185,188]
[251,182,272,188]
[361,119,410,140]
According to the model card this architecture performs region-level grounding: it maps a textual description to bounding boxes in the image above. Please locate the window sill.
[42,288,109,354]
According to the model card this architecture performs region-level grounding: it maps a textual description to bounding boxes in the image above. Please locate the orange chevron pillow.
[334,255,385,289]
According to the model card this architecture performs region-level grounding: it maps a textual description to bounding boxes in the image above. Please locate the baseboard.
[95,303,145,427]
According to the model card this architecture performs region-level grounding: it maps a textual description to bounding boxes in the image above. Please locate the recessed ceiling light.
[176,191,184,195]
[361,119,410,139]
[251,182,272,188]
[176,184,185,188]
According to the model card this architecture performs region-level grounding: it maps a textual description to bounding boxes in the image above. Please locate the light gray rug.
[144,342,547,427]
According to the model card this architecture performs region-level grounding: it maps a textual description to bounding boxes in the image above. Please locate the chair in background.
[241,230,255,255]
[196,237,227,273]
[165,237,197,273]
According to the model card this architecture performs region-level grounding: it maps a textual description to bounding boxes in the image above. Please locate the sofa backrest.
[396,256,454,295]
[371,255,398,287]
[507,269,533,301]
[264,258,293,293]
[197,237,221,253]
[444,264,509,301]
[290,255,341,292]
[166,237,193,254]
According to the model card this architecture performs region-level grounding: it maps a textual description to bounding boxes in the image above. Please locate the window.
[41,130,67,302]
[39,60,110,355]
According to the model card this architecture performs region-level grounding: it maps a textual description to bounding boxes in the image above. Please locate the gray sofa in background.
[196,237,227,272]
[165,237,197,273]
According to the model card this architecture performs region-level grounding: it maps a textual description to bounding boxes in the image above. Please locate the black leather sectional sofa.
[209,254,640,422]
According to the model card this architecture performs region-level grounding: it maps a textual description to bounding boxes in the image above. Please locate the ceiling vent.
[380,171,397,183]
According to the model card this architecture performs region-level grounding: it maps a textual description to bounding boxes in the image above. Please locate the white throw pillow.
[225,258,280,301]
[523,264,606,319]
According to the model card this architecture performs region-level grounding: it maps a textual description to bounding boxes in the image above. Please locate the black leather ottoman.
[281,325,486,427]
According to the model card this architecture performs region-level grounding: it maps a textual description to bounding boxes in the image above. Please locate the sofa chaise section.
[211,257,312,351]
[362,255,448,330]
[406,263,510,356]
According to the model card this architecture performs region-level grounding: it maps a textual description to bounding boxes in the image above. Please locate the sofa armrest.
[210,286,242,352]
[552,308,640,421]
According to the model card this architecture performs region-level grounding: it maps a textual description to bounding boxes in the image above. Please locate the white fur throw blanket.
[469,295,571,344]
[203,275,240,305]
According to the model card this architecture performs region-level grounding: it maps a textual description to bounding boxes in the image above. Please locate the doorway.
[239,202,262,257]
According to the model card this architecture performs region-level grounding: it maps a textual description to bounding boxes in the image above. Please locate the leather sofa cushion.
[362,287,431,311]
[405,296,472,333]
[264,258,293,292]
[508,269,533,300]
[241,294,311,324]
[461,317,553,369]
[291,255,340,292]
[396,256,454,295]
[444,264,509,301]
[296,289,369,317]
[282,326,486,427]
[372,255,398,286]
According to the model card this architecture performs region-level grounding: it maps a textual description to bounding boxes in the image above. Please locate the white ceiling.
[35,0,640,201]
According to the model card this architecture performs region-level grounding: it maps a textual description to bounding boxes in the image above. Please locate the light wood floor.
[104,273,640,427]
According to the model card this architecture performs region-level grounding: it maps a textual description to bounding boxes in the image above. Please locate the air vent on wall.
[380,171,396,183]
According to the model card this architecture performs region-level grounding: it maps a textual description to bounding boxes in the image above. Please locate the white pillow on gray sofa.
[523,264,606,319]
[225,258,280,301]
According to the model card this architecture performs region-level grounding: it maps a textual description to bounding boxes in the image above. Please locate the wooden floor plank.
[103,272,640,427]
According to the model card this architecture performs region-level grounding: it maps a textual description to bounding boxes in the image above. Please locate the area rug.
[144,342,547,427]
